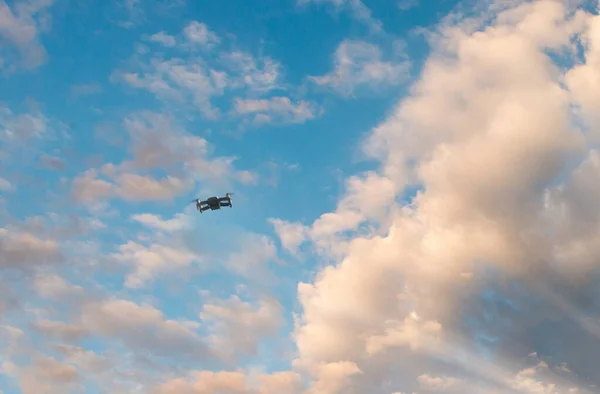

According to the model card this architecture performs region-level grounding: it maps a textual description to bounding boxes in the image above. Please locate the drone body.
[192,193,233,213]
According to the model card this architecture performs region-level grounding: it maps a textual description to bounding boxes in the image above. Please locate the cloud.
[225,233,279,280]
[116,58,226,119]
[219,50,282,93]
[269,171,397,258]
[279,0,600,391]
[183,21,219,48]
[71,112,254,204]
[268,218,310,255]
[10,355,81,394]
[0,228,62,271]
[418,374,464,392]
[112,240,202,288]
[397,0,418,10]
[31,320,88,342]
[0,0,54,70]
[79,297,215,362]
[0,177,14,191]
[115,21,289,121]
[8,1,600,393]
[297,0,382,32]
[200,295,284,361]
[310,40,410,97]
[69,82,103,98]
[39,154,66,170]
[233,96,321,125]
[131,212,190,232]
[0,105,48,140]
[149,31,177,47]
[33,274,84,299]
[154,370,304,394]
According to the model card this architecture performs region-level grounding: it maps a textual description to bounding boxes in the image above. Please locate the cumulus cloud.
[269,171,397,258]
[200,295,284,361]
[0,0,54,70]
[183,21,219,48]
[79,297,215,362]
[15,356,80,394]
[233,96,321,125]
[131,212,190,232]
[310,40,409,96]
[154,370,304,394]
[225,233,279,280]
[71,111,254,204]
[69,82,103,98]
[0,177,14,191]
[0,105,48,140]
[297,0,382,32]
[115,21,306,123]
[0,228,62,271]
[262,1,600,392]
[33,274,84,299]
[112,240,202,288]
[31,320,88,342]
[9,1,600,393]
[219,50,282,93]
[268,217,310,255]
[149,31,176,47]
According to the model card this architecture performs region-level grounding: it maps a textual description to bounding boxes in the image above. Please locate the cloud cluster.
[113,20,320,126]
[310,40,410,97]
[264,1,600,392]
[71,111,254,205]
[297,0,383,32]
[0,0,54,71]
[7,0,600,393]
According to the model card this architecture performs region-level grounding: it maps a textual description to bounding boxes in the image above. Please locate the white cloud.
[33,274,84,299]
[418,374,463,391]
[219,51,282,93]
[233,96,321,125]
[71,112,255,204]
[155,370,304,394]
[397,0,418,10]
[131,212,190,232]
[269,171,397,258]
[150,31,177,47]
[200,295,284,361]
[12,355,81,394]
[116,22,288,121]
[183,21,219,48]
[0,177,14,191]
[297,0,382,32]
[311,40,409,97]
[0,106,48,140]
[31,320,88,342]
[112,240,202,288]
[0,0,54,70]
[69,82,103,98]
[226,233,279,280]
[288,0,600,391]
[117,58,226,119]
[79,297,214,361]
[268,218,310,255]
[0,228,62,271]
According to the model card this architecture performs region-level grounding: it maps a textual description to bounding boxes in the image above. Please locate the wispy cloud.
[310,40,410,97]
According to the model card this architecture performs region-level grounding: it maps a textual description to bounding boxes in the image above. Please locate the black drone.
[191,193,233,213]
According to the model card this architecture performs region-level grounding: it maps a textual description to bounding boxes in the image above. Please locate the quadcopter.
[191,193,233,213]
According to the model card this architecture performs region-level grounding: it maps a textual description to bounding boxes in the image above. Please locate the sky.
[3,0,600,393]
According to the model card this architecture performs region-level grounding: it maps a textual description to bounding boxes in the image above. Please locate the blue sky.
[3,0,600,393]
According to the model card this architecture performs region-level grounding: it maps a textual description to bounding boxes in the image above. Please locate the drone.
[191,193,233,213]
